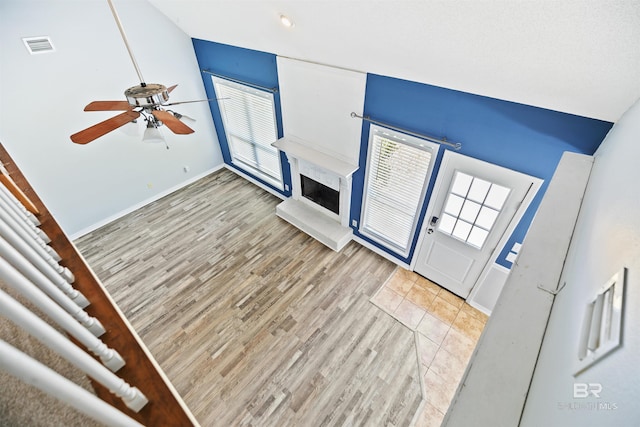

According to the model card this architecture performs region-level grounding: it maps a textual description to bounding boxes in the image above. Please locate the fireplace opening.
[301,174,339,215]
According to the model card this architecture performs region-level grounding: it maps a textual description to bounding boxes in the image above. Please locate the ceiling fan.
[70,0,209,146]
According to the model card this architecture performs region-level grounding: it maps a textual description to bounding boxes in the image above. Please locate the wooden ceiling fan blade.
[167,84,178,93]
[84,101,132,111]
[152,110,194,135]
[71,110,140,144]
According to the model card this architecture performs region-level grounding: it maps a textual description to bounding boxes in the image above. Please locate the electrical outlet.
[351,219,358,227]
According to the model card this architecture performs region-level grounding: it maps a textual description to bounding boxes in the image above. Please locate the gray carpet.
[0,280,102,427]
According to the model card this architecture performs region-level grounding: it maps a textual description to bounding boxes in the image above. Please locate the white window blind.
[212,76,283,189]
[360,125,437,256]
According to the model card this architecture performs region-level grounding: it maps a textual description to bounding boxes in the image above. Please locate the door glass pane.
[476,206,499,230]
[485,184,510,210]
[467,226,489,248]
[451,172,473,196]
[439,213,457,234]
[467,178,491,203]
[459,200,481,223]
[452,220,472,241]
[438,171,511,249]
[444,194,465,216]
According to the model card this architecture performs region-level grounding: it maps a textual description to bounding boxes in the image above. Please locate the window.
[437,171,511,249]
[212,76,283,189]
[360,125,437,257]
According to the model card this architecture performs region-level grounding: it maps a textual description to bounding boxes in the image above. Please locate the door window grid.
[438,171,510,249]
[212,76,283,190]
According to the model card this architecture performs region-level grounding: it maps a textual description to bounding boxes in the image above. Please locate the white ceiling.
[148,0,640,122]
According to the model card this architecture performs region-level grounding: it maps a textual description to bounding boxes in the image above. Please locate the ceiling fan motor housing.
[124,83,169,108]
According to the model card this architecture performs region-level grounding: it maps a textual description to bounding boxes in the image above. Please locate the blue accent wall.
[191,39,291,196]
[351,74,613,266]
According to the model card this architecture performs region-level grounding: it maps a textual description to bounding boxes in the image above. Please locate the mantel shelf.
[273,136,359,179]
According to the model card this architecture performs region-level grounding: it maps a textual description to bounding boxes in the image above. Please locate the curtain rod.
[201,69,278,93]
[350,112,462,150]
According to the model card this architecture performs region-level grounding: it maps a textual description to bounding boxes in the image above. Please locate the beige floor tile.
[436,288,464,309]
[440,328,476,364]
[371,286,404,314]
[414,401,445,427]
[423,368,458,414]
[414,276,442,294]
[429,347,466,386]
[416,333,440,367]
[394,298,426,329]
[386,274,414,296]
[406,285,437,309]
[394,268,419,283]
[428,296,459,325]
[452,309,485,342]
[416,312,450,345]
[460,303,489,324]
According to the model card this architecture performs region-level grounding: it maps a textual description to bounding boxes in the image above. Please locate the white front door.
[413,151,541,298]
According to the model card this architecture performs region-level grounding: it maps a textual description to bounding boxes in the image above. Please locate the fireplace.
[272,136,359,251]
[301,175,339,215]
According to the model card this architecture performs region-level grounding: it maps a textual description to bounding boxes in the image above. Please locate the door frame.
[410,150,543,297]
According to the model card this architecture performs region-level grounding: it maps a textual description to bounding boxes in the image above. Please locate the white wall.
[276,57,366,165]
[520,99,640,425]
[0,0,223,237]
[149,0,640,123]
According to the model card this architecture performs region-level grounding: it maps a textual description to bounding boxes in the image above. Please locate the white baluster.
[0,199,63,263]
[0,289,148,411]
[0,217,85,306]
[0,255,121,370]
[0,182,40,226]
[0,193,51,244]
[0,340,144,427]
[0,235,105,337]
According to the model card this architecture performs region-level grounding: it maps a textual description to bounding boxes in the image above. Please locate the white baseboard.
[224,165,287,201]
[352,235,411,270]
[467,263,511,315]
[70,164,224,240]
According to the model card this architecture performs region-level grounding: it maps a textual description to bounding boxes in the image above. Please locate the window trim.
[211,76,284,190]
[359,124,439,258]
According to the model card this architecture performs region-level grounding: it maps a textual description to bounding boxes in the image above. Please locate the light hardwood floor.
[75,169,426,426]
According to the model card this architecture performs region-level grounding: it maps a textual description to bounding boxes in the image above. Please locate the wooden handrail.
[0,143,198,426]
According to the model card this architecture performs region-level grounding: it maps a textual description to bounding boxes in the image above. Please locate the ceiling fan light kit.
[143,123,165,144]
[70,0,213,146]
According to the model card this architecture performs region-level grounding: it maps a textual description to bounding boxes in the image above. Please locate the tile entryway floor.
[371,268,489,427]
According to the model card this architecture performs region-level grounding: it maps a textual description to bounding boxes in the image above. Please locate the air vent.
[574,267,626,376]
[22,36,55,54]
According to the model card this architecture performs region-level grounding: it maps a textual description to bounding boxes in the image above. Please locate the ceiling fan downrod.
[106,0,146,86]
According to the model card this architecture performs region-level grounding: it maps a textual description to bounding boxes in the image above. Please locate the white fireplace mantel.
[273,136,358,179]
[272,136,359,251]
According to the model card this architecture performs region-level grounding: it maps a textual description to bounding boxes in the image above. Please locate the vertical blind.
[360,125,435,257]
[212,76,283,189]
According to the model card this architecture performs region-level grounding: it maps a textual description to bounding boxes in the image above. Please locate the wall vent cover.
[574,267,626,376]
[22,36,55,54]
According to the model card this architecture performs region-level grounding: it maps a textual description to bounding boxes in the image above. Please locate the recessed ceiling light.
[280,14,294,28]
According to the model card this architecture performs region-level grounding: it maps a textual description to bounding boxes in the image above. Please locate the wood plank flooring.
[75,169,424,426]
